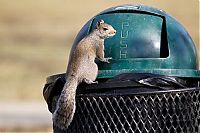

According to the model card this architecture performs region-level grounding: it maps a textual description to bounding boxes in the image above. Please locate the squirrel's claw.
[105,57,112,63]
[83,79,98,84]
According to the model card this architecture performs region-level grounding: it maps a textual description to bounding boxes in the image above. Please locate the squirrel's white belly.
[78,60,98,82]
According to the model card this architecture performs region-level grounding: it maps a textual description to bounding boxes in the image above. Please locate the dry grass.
[0,0,199,101]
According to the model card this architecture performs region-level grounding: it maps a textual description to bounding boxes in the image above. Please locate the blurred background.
[0,0,199,132]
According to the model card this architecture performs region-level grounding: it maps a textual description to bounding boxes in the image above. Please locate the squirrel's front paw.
[104,57,112,63]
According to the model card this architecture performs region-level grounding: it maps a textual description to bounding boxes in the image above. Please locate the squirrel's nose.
[113,30,116,34]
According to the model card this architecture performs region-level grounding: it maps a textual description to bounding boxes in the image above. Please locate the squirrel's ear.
[96,19,104,29]
[99,19,104,24]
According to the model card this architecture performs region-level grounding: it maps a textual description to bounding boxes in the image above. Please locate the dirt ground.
[0,101,52,132]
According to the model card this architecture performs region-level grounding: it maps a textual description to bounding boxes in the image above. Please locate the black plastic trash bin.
[43,4,200,133]
[44,73,200,133]
[68,78,200,133]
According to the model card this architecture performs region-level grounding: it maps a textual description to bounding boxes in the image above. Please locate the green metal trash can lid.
[71,4,199,78]
[98,69,200,79]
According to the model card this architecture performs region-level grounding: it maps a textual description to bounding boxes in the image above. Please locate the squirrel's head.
[96,20,116,38]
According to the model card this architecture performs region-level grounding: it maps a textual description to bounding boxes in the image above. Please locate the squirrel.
[53,19,116,130]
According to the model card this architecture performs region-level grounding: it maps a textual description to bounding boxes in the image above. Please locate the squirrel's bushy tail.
[53,77,78,130]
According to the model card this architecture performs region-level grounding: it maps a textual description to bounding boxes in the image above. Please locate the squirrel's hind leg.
[83,78,98,84]
[80,62,98,84]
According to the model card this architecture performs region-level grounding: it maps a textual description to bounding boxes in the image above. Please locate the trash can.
[43,4,200,133]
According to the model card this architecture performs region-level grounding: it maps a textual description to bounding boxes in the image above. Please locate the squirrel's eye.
[103,27,108,31]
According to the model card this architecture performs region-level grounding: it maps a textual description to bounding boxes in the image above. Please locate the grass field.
[0,0,199,101]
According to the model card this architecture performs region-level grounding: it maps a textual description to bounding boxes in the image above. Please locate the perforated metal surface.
[65,89,200,133]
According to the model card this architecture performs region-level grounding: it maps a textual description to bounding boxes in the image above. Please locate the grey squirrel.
[53,19,116,130]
